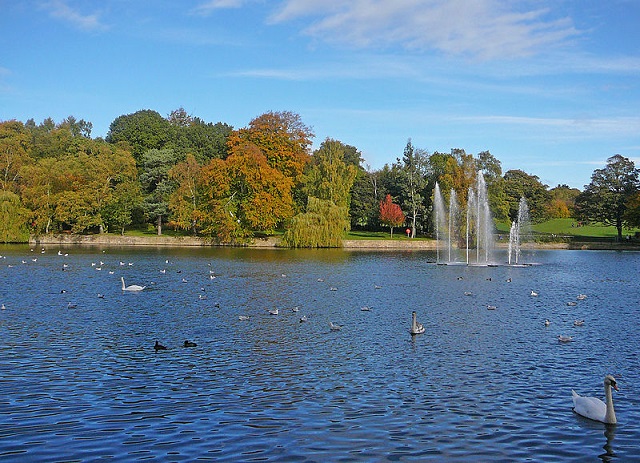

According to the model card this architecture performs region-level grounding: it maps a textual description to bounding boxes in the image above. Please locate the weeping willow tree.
[283,197,349,247]
[283,139,357,248]
[0,190,29,243]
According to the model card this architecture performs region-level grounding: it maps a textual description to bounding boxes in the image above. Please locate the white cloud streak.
[191,0,248,16]
[269,0,579,60]
[42,0,107,31]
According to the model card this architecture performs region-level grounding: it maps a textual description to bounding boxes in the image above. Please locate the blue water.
[0,245,639,461]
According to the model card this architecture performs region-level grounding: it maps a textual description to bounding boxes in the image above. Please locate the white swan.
[121,277,145,291]
[329,321,343,331]
[530,290,538,297]
[572,375,618,424]
[410,311,425,335]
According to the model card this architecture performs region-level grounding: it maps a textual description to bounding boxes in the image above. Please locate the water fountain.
[433,172,495,265]
[508,197,530,265]
[448,189,459,262]
[433,182,447,264]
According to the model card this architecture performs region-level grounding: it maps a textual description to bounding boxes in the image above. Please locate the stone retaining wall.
[28,234,639,251]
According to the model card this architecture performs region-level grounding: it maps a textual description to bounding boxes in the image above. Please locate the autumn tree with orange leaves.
[227,111,313,184]
[379,194,405,238]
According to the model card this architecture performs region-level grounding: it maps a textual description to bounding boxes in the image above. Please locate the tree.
[197,157,248,243]
[169,154,204,235]
[624,192,640,229]
[282,197,349,247]
[349,167,380,229]
[476,150,508,221]
[20,157,62,234]
[106,110,172,163]
[0,190,29,242]
[139,148,179,235]
[547,184,580,218]
[305,138,357,208]
[228,111,313,183]
[226,141,295,234]
[96,145,141,234]
[167,108,233,162]
[0,120,31,193]
[379,194,405,238]
[502,169,550,222]
[393,139,429,238]
[576,154,640,241]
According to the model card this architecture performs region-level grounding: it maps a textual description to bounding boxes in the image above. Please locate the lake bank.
[28,234,640,251]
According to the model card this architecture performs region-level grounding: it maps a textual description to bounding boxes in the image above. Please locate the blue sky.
[1,1,639,189]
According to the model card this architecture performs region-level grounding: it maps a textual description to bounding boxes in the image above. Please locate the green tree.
[502,169,550,222]
[0,190,29,242]
[106,110,172,163]
[349,167,380,229]
[0,120,31,193]
[96,145,141,234]
[20,157,62,234]
[576,154,640,241]
[305,138,357,208]
[476,150,508,221]
[139,148,179,235]
[623,192,640,229]
[167,107,233,162]
[394,139,429,237]
[169,153,204,235]
[282,197,349,248]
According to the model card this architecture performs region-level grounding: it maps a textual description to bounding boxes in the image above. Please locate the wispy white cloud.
[456,114,640,136]
[191,0,248,16]
[269,0,579,60]
[41,0,107,31]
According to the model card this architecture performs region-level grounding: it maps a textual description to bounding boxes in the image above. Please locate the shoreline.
[27,234,640,251]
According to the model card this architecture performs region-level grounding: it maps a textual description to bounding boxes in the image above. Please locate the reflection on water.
[0,245,639,461]
[600,424,616,462]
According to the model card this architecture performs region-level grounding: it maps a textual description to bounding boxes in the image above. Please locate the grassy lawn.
[114,219,638,243]
[496,218,639,241]
[346,230,431,240]
[351,219,639,242]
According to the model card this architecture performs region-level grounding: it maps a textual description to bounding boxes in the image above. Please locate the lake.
[0,245,638,461]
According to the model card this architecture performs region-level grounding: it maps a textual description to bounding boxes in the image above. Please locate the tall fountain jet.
[508,197,530,265]
[433,172,495,265]
[433,182,447,264]
[448,189,459,263]
[461,172,494,265]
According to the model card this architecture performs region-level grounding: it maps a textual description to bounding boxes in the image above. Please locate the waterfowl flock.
[0,247,624,427]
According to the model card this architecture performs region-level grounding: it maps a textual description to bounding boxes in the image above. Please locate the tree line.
[1,109,639,245]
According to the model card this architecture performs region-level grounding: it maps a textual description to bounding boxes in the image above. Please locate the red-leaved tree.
[379,194,405,238]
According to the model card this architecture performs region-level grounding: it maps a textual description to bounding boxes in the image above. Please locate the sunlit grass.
[496,218,638,240]
[113,218,637,242]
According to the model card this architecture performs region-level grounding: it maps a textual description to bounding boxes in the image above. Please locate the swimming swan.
[572,375,618,424]
[121,277,145,291]
[410,311,425,335]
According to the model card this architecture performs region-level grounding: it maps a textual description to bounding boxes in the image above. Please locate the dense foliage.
[1,109,639,245]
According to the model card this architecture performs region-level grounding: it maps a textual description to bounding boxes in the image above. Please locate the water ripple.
[0,247,638,461]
